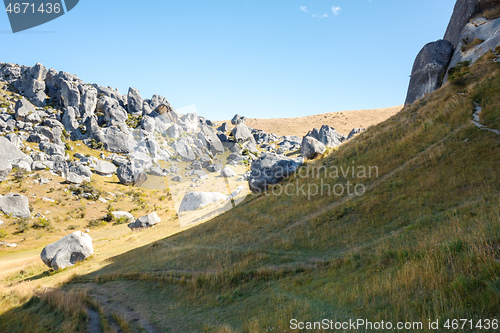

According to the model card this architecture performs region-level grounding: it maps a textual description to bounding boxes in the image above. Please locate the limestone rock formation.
[40,231,93,270]
[405,40,454,105]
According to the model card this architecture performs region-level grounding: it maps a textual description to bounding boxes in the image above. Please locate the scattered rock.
[301,136,326,159]
[111,211,134,222]
[40,231,93,270]
[117,162,147,186]
[220,165,237,177]
[248,153,303,193]
[0,156,12,182]
[66,172,85,184]
[127,212,161,230]
[232,123,255,143]
[171,175,183,182]
[207,163,223,173]
[347,128,366,140]
[0,193,30,218]
[94,160,117,176]
[178,192,227,212]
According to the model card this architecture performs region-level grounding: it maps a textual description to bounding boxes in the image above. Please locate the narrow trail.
[86,308,101,333]
[472,104,500,135]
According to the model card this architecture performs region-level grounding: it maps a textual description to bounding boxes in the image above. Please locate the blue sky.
[1,0,456,120]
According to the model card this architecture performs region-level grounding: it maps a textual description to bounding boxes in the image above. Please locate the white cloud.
[300,5,308,13]
[331,6,342,16]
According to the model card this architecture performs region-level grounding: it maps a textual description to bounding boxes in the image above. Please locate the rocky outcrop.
[40,231,93,270]
[444,0,483,48]
[405,0,500,105]
[445,17,500,82]
[305,125,345,147]
[405,40,454,105]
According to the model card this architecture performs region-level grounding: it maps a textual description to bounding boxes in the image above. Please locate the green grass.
[1,57,500,332]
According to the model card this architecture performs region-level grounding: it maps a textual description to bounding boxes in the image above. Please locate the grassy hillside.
[1,53,500,332]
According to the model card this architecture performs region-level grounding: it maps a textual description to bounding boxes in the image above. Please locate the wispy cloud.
[312,13,329,19]
[331,6,342,16]
[300,5,341,19]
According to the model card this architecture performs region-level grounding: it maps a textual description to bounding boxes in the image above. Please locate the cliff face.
[443,0,482,48]
[404,0,500,105]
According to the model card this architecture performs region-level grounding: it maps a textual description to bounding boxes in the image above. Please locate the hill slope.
[1,54,500,332]
[239,105,402,137]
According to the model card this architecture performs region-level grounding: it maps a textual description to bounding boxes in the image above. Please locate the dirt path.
[472,104,500,135]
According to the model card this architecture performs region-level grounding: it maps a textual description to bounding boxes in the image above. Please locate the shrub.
[69,182,102,201]
[113,216,130,225]
[0,230,7,239]
[15,218,30,233]
[32,218,52,231]
[448,61,471,86]
[87,218,107,228]
[126,114,142,128]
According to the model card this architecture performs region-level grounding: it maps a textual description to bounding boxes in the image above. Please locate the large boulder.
[60,79,80,108]
[66,172,85,184]
[14,98,35,122]
[301,136,326,159]
[94,160,117,176]
[220,165,237,177]
[232,124,255,143]
[231,114,246,125]
[96,96,128,126]
[127,87,143,115]
[127,212,161,230]
[40,231,93,270]
[0,193,30,218]
[0,156,12,182]
[102,126,133,153]
[173,138,196,161]
[111,211,134,222]
[165,123,183,138]
[198,125,224,155]
[248,153,303,193]
[0,136,33,165]
[79,85,98,118]
[178,192,227,212]
[117,161,147,186]
[404,40,454,105]
[347,128,366,140]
